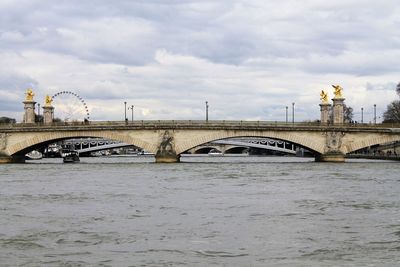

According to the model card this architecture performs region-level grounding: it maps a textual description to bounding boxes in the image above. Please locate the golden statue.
[320,90,328,104]
[25,88,35,101]
[45,95,53,106]
[332,85,343,98]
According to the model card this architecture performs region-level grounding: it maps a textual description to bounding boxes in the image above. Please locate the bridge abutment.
[315,152,345,162]
[0,155,25,163]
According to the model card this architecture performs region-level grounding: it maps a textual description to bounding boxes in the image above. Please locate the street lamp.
[285,106,288,123]
[374,104,377,124]
[361,107,364,123]
[124,101,127,121]
[292,102,295,124]
[128,105,134,121]
[205,101,209,122]
[38,103,41,117]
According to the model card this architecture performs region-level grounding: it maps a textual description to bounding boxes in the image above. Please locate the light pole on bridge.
[124,101,127,122]
[285,106,288,123]
[128,105,134,121]
[292,102,295,124]
[361,107,364,123]
[373,104,377,124]
[205,101,209,122]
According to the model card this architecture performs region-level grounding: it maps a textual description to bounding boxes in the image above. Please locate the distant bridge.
[65,137,298,155]
[1,120,400,163]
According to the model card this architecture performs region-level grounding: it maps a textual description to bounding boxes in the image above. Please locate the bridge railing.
[1,120,400,129]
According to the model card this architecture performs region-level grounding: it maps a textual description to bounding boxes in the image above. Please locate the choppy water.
[0,156,399,266]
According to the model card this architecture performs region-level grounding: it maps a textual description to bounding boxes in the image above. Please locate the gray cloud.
[1,0,399,121]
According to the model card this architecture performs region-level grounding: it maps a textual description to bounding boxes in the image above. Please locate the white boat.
[208,149,223,156]
[25,150,43,160]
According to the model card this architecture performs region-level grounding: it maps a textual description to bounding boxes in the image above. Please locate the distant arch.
[177,130,324,156]
[7,131,155,156]
[343,134,400,154]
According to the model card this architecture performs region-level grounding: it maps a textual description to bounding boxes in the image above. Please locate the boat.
[137,150,155,156]
[208,149,223,156]
[25,150,43,160]
[61,149,80,163]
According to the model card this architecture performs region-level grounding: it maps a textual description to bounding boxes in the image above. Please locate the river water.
[0,156,399,266]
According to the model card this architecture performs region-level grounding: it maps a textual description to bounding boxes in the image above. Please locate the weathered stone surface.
[23,101,36,124]
[155,131,180,163]
[332,98,345,125]
[320,103,331,125]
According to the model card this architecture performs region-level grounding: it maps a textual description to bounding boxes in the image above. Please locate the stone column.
[23,100,36,124]
[332,97,345,125]
[319,103,331,125]
[43,105,54,124]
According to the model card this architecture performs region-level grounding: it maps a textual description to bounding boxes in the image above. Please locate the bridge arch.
[176,130,324,156]
[343,134,400,154]
[6,131,155,156]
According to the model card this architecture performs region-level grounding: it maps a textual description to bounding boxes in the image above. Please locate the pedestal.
[315,152,345,162]
[319,103,331,125]
[23,100,36,124]
[43,105,54,124]
[332,98,345,125]
[155,154,181,163]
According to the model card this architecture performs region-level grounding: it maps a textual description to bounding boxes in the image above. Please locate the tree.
[344,105,354,123]
[0,116,16,124]
[383,100,400,123]
[382,83,400,123]
[35,114,43,123]
[396,82,400,97]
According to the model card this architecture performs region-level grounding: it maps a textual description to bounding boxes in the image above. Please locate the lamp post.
[361,107,364,123]
[285,106,288,123]
[38,103,40,117]
[205,101,209,122]
[128,105,134,121]
[292,102,295,124]
[124,101,127,121]
[373,104,377,124]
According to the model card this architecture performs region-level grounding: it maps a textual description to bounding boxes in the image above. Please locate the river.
[0,156,399,266]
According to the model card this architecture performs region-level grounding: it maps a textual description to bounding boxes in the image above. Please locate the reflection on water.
[1,156,399,266]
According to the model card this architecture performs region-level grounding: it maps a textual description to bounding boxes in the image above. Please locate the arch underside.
[7,131,155,156]
[177,130,324,155]
[343,134,400,154]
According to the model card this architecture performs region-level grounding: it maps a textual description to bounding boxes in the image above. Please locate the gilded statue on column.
[320,90,328,104]
[332,85,343,98]
[45,95,53,106]
[25,88,35,101]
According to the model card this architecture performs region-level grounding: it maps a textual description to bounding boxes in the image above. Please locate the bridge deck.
[1,120,399,133]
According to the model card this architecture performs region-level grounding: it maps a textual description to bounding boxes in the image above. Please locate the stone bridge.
[1,120,400,163]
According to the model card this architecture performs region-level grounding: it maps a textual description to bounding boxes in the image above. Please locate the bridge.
[62,137,297,155]
[1,120,400,163]
[188,138,297,155]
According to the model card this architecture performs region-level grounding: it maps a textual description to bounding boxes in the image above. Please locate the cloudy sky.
[1,0,399,122]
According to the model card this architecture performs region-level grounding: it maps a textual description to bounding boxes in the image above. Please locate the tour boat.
[61,149,80,163]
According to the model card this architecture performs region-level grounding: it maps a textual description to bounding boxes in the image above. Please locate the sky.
[0,0,399,122]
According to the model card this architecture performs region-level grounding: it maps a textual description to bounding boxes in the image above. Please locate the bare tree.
[383,100,400,123]
[397,82,400,97]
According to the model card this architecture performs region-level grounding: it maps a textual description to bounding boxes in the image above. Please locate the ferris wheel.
[51,91,90,122]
